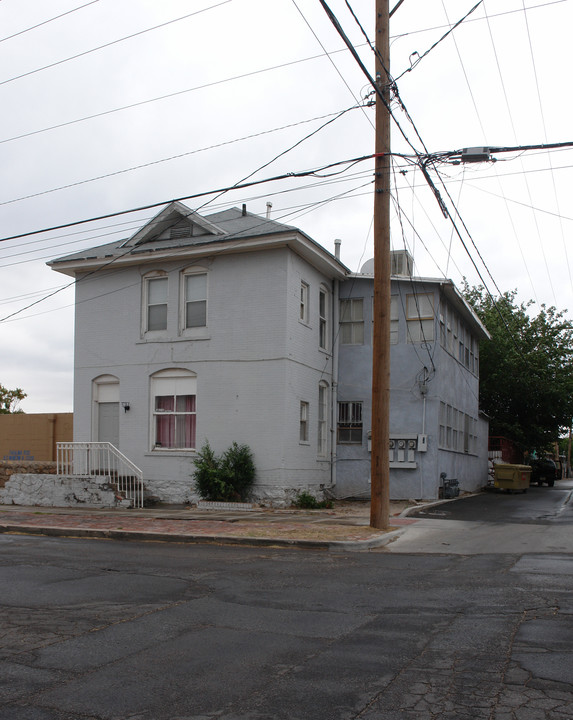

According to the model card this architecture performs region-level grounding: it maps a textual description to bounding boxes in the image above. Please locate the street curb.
[0,522,406,551]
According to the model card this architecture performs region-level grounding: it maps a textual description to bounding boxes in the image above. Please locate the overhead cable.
[0,1,101,44]
[394,0,484,81]
[0,106,364,207]
[0,1,232,88]
[0,153,387,244]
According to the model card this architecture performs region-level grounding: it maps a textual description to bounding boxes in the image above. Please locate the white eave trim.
[50,231,349,279]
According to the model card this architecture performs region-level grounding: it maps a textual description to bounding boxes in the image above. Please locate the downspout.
[421,393,427,499]
[330,238,342,492]
[331,277,340,491]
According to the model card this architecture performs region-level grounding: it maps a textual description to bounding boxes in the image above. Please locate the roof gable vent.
[170,220,193,240]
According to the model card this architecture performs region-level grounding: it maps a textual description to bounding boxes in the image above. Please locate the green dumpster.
[493,463,531,492]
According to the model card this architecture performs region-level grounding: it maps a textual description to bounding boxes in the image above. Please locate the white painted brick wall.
[73,247,336,505]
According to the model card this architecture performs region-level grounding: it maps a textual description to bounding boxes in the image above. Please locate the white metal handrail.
[57,442,144,508]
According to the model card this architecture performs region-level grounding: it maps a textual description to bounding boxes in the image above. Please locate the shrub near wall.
[0,461,57,489]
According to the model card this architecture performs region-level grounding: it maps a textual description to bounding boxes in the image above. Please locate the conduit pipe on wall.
[330,276,340,491]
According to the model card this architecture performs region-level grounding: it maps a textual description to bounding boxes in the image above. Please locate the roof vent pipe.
[242,204,247,216]
[334,238,342,260]
[266,202,272,219]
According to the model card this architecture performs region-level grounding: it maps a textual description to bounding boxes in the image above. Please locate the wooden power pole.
[370,0,391,530]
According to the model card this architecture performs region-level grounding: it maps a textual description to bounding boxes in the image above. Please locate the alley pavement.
[0,500,419,550]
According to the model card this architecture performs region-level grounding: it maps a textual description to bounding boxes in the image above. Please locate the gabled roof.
[119,201,226,248]
[48,202,348,279]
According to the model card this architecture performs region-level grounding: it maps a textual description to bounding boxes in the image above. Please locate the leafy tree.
[463,284,573,452]
[0,384,26,414]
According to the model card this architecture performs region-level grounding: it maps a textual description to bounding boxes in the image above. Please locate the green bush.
[193,441,256,502]
[292,491,332,509]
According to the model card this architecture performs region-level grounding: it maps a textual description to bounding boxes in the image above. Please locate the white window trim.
[319,285,329,350]
[150,368,197,452]
[299,401,310,444]
[300,281,310,325]
[317,382,329,457]
[179,267,209,338]
[142,271,168,337]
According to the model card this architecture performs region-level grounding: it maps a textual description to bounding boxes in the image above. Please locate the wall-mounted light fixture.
[122,402,130,412]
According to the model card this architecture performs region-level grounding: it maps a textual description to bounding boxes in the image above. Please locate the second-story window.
[340,298,364,344]
[406,293,434,343]
[390,296,399,344]
[184,273,207,328]
[319,287,328,349]
[146,276,168,332]
[300,281,309,324]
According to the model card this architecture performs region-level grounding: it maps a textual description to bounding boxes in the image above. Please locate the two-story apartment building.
[49,202,347,505]
[49,204,489,505]
[337,254,490,500]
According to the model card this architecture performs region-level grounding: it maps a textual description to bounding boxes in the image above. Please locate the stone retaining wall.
[0,461,57,488]
[0,473,125,508]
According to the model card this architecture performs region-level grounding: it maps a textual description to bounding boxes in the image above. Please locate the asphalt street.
[384,479,573,555]
[2,483,573,720]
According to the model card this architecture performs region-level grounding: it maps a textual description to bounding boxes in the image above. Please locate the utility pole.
[370,0,391,530]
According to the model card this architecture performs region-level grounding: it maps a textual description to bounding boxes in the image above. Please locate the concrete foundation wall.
[0,474,122,508]
[0,460,57,488]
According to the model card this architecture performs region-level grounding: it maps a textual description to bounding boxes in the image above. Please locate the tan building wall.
[0,413,73,462]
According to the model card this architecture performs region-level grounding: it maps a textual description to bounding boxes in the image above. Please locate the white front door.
[98,401,119,447]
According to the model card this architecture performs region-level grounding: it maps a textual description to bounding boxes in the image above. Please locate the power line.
[0,153,384,244]
[520,0,572,288]
[290,0,374,130]
[0,46,365,147]
[0,1,233,88]
[389,0,566,43]
[0,107,364,208]
[394,1,484,81]
[1,181,372,323]
[0,1,101,44]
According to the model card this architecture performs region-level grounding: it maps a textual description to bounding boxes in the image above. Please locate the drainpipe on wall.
[330,276,340,491]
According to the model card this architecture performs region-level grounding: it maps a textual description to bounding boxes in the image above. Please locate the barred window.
[337,401,362,444]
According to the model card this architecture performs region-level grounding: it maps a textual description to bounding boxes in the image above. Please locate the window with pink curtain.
[154,394,196,449]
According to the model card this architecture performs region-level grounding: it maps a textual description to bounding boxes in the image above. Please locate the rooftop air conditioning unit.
[391,250,413,277]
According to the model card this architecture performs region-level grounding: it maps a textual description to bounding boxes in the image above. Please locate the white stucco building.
[49,204,490,505]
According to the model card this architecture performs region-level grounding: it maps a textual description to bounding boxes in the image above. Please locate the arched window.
[151,369,197,450]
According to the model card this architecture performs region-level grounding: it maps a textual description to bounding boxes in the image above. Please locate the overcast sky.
[0,0,571,413]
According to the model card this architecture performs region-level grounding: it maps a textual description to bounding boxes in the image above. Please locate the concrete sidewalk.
[0,500,419,551]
